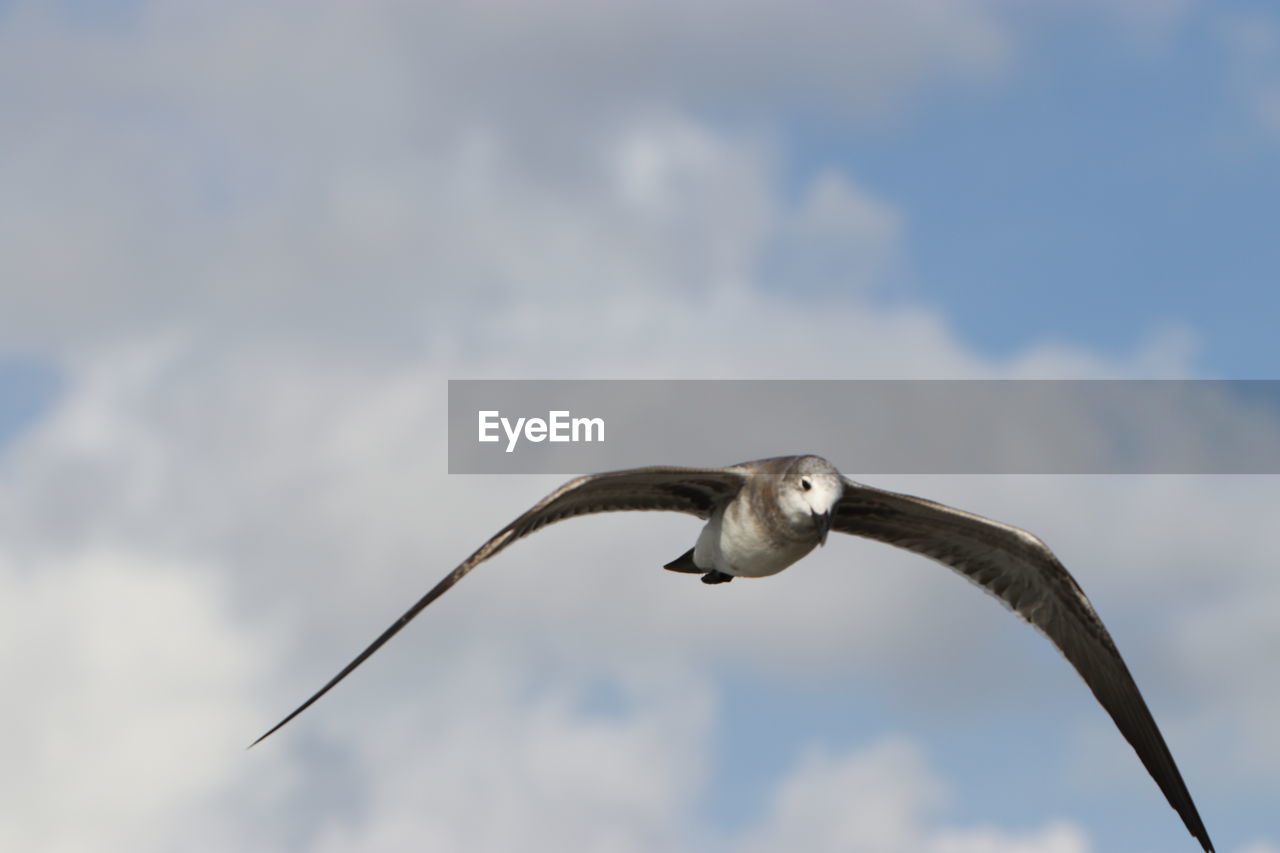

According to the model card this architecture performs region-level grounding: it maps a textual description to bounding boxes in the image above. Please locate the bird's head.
[777,455,843,546]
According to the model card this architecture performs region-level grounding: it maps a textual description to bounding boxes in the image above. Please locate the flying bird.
[252,455,1214,852]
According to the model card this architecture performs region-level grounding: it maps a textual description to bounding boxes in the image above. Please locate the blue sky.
[781,5,1280,375]
[2,2,1279,853]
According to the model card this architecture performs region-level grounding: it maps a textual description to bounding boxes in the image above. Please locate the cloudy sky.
[2,1,1279,851]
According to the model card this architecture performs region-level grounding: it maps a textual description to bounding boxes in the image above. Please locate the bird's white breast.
[693,497,817,578]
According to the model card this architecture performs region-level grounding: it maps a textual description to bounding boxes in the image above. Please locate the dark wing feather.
[834,478,1213,853]
[250,466,745,747]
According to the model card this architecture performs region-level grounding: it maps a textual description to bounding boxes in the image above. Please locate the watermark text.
[478,410,605,453]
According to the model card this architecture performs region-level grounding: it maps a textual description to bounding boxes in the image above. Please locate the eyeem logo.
[478,410,605,453]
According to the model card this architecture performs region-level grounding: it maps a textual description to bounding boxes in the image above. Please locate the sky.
[1,1,1279,851]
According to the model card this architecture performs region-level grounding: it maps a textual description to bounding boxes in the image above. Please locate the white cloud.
[739,738,946,853]
[382,0,1012,125]
[0,0,1008,356]
[760,170,904,294]
[0,546,271,852]
[302,664,715,853]
[1237,843,1280,853]
[928,824,1091,853]
[738,738,1090,853]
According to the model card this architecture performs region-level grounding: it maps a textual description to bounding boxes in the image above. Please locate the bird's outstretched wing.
[833,478,1214,853]
[250,465,746,747]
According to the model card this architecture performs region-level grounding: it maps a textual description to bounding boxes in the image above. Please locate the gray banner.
[447,380,1280,474]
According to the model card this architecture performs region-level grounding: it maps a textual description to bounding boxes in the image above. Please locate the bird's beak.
[812,509,831,546]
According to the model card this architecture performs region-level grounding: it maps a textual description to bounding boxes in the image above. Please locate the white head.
[775,455,843,545]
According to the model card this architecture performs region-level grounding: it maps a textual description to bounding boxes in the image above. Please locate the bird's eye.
[801,478,812,491]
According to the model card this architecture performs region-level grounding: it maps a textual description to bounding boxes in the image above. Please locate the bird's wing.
[832,478,1213,853]
[251,465,746,746]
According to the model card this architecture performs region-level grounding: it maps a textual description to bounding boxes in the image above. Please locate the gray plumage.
[252,455,1214,852]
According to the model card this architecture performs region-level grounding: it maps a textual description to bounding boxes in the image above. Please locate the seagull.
[252,455,1214,852]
